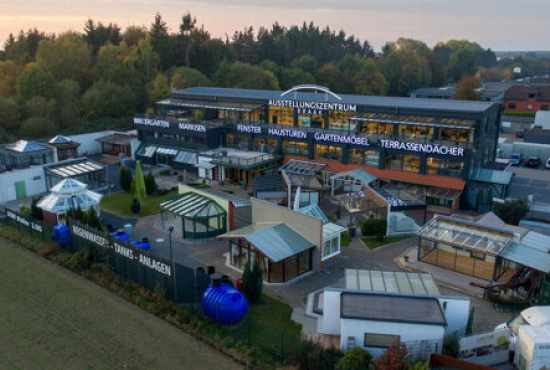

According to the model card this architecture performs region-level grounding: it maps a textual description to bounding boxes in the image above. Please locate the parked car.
[525,156,541,168]
[515,128,526,138]
[546,158,550,169]
[509,153,522,166]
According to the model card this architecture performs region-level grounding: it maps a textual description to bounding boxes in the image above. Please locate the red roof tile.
[283,155,465,191]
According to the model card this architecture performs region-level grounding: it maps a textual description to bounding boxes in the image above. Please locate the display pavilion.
[37,178,103,226]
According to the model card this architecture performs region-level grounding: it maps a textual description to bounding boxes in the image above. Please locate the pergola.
[330,169,377,196]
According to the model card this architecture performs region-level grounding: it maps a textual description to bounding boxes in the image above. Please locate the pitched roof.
[284,155,465,191]
[4,140,49,153]
[505,85,550,102]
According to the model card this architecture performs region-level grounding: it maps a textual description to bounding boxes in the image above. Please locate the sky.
[1,0,549,52]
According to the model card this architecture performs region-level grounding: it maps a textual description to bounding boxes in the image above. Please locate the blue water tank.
[110,230,130,243]
[201,282,248,325]
[52,223,71,247]
[131,238,151,251]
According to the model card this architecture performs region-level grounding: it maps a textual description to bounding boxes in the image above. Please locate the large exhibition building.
[134,85,504,212]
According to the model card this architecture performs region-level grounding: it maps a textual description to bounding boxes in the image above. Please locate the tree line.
[1,13,549,142]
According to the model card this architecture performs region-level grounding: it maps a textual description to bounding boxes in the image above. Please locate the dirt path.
[0,239,241,370]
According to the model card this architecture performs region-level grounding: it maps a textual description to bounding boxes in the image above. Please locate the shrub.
[31,196,43,220]
[337,347,372,370]
[144,171,157,195]
[374,344,407,370]
[118,165,132,191]
[159,169,171,176]
[360,218,387,238]
[493,199,530,226]
[291,341,343,370]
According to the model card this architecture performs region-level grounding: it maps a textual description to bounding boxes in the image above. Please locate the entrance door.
[14,180,26,199]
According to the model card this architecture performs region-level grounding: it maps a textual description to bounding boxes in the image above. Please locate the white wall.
[67,130,116,156]
[436,296,470,335]
[0,166,47,203]
[129,138,140,159]
[340,318,445,358]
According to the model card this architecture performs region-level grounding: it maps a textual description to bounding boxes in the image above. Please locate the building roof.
[48,135,73,144]
[174,87,497,113]
[471,169,514,185]
[330,169,377,185]
[284,156,466,191]
[45,159,105,178]
[287,174,324,190]
[37,178,102,214]
[340,292,446,326]
[161,192,226,219]
[158,98,263,112]
[96,133,136,145]
[345,269,440,296]
[252,174,286,192]
[4,140,49,153]
[418,215,514,256]
[197,187,251,207]
[218,223,315,262]
[501,243,550,273]
[520,231,550,253]
[297,204,346,238]
[505,85,550,102]
[195,161,216,169]
[280,159,325,176]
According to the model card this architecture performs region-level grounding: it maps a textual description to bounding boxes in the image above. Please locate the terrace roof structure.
[419,215,514,256]
[45,159,105,178]
[280,159,325,176]
[4,140,49,153]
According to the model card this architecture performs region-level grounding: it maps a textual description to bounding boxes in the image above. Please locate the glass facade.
[314,144,343,161]
[283,141,309,156]
[385,154,420,173]
[426,157,464,177]
[349,149,380,167]
[226,134,249,150]
[253,138,278,153]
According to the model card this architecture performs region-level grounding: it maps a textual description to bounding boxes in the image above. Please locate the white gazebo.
[37,178,103,225]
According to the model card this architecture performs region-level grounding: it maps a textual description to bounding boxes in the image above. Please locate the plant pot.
[348,226,356,237]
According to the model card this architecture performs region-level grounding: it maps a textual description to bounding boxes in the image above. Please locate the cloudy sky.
[1,0,549,51]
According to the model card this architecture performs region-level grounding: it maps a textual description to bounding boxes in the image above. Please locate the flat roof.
[96,133,136,145]
[501,243,550,273]
[345,269,440,295]
[45,159,105,178]
[173,87,497,113]
[340,292,446,326]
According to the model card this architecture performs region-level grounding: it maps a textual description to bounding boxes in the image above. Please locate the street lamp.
[168,225,174,264]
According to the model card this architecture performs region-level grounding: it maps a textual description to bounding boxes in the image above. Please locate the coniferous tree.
[242,261,253,302]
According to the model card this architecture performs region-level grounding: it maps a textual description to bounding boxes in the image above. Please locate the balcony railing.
[199,149,283,169]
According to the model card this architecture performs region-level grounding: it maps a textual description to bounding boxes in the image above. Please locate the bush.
[118,166,132,191]
[360,218,387,238]
[159,169,171,176]
[493,199,530,226]
[337,347,372,370]
[241,260,263,303]
[31,196,43,221]
[144,171,157,195]
[374,344,407,370]
[291,341,343,370]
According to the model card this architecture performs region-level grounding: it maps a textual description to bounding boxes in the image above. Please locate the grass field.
[100,190,177,217]
[0,238,239,370]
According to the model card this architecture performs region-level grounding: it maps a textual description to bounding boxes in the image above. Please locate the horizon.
[2,0,550,53]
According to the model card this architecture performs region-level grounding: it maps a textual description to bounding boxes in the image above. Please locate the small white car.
[545,158,550,169]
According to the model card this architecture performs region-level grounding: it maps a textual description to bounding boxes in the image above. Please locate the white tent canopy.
[37,178,103,214]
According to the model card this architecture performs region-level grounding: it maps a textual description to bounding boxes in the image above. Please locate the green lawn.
[100,190,177,217]
[340,231,352,247]
[362,236,409,250]
[225,295,301,357]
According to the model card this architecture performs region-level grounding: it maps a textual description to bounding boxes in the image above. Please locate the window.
[361,122,394,135]
[226,134,248,149]
[528,93,536,99]
[253,138,278,153]
[398,125,434,140]
[364,333,400,348]
[283,141,309,156]
[314,144,342,161]
[470,251,486,260]
[349,149,380,167]
[385,154,420,173]
[508,103,516,110]
[542,105,549,111]
[322,236,340,259]
[426,157,464,177]
[438,128,470,142]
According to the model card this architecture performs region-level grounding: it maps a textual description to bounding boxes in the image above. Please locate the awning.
[501,243,550,273]
[195,161,216,169]
[161,192,226,218]
[157,98,263,112]
[142,146,157,158]
[280,159,325,176]
[520,231,550,253]
[218,223,315,262]
[174,150,197,165]
[156,147,179,156]
[471,169,514,185]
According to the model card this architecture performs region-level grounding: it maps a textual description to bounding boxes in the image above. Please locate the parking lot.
[508,166,550,204]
